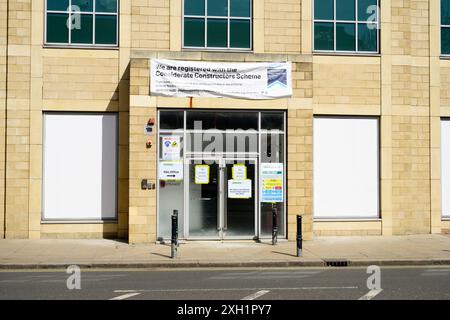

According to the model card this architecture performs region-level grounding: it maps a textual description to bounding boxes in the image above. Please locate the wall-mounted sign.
[232,164,247,180]
[151,59,292,100]
[162,136,181,160]
[159,161,183,181]
[261,163,284,203]
[195,165,210,184]
[228,179,252,199]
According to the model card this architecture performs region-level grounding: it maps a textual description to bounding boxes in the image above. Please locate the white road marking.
[114,286,358,293]
[420,269,450,276]
[242,290,270,300]
[358,289,383,300]
[110,292,141,300]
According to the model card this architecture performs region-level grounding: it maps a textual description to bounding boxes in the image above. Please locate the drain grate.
[324,259,349,267]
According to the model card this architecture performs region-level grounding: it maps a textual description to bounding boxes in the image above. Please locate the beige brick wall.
[0,0,6,238]
[132,0,170,50]
[42,51,120,109]
[313,57,381,109]
[129,58,156,243]
[5,0,31,239]
[264,0,301,54]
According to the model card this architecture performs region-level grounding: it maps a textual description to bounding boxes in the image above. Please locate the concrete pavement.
[0,235,450,269]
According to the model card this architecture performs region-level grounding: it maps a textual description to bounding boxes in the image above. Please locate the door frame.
[184,157,258,240]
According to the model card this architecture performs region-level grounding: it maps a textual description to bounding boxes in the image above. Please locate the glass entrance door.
[186,158,257,240]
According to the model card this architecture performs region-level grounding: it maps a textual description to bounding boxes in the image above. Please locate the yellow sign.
[195,165,210,184]
[232,164,247,180]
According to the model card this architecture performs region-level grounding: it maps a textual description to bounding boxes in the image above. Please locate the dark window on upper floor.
[45,0,118,47]
[183,0,252,50]
[313,0,379,54]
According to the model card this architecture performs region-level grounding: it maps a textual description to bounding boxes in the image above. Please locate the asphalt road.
[0,266,449,300]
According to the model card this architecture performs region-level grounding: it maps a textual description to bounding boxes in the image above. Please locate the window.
[183,0,252,50]
[313,117,379,219]
[45,0,118,46]
[441,120,450,218]
[313,0,379,53]
[442,0,450,55]
[43,113,118,220]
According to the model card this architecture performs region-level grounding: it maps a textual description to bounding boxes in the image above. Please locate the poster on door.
[228,179,252,199]
[232,164,247,180]
[162,136,181,160]
[195,165,210,184]
[261,163,284,203]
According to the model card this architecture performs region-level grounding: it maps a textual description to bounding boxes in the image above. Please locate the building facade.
[0,0,449,243]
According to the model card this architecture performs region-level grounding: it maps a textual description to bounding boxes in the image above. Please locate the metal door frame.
[185,157,258,240]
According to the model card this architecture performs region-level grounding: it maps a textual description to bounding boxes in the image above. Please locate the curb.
[1,259,450,270]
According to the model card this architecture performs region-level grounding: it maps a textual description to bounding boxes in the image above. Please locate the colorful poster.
[162,136,181,160]
[261,163,284,203]
[232,164,247,180]
[159,161,183,181]
[228,179,252,199]
[195,165,210,184]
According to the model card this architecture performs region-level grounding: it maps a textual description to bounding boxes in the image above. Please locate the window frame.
[312,0,380,54]
[44,0,119,48]
[441,0,450,56]
[182,0,253,51]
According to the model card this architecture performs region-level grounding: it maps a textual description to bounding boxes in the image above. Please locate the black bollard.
[297,215,302,257]
[171,209,178,259]
[272,204,278,245]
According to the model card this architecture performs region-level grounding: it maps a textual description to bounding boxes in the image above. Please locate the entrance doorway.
[186,158,257,240]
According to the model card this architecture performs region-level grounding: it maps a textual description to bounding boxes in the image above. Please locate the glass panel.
[187,132,258,154]
[186,112,258,130]
[184,18,205,47]
[261,203,284,238]
[442,27,450,55]
[47,0,69,11]
[160,111,184,130]
[230,19,250,48]
[158,179,184,238]
[230,0,251,17]
[96,0,118,13]
[71,14,93,44]
[72,0,94,12]
[261,134,284,164]
[207,18,227,47]
[261,112,284,131]
[358,0,378,22]
[46,13,69,43]
[336,0,356,21]
[314,0,333,20]
[314,22,334,50]
[188,160,219,237]
[442,0,450,25]
[358,23,377,52]
[336,23,356,51]
[207,0,228,16]
[224,160,255,237]
[95,15,117,45]
[184,0,205,16]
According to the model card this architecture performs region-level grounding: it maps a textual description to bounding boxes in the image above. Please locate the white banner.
[150,59,292,100]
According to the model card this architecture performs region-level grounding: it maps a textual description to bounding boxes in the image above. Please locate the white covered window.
[43,113,118,220]
[313,117,379,219]
[441,120,450,218]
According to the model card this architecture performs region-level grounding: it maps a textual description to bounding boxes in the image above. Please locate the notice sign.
[151,59,292,100]
[261,163,284,203]
[159,161,183,181]
[228,179,252,199]
[195,165,210,184]
[232,164,247,180]
[162,136,181,160]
